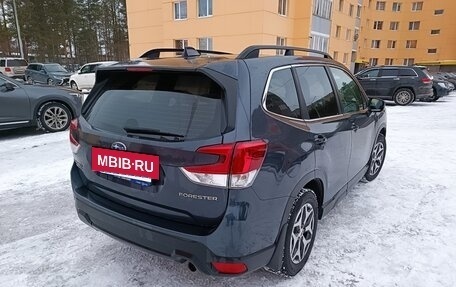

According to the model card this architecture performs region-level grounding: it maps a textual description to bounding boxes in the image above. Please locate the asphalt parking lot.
[1,94,455,287]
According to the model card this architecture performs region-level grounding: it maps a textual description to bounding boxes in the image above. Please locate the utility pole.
[12,0,24,58]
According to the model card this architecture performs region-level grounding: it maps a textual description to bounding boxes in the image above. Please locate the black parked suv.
[70,46,387,276]
[356,65,433,105]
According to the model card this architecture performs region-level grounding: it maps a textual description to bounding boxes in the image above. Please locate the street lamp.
[12,0,24,58]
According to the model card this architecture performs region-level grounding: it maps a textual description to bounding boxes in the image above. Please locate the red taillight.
[4,67,11,72]
[184,143,235,174]
[212,262,248,274]
[69,118,80,153]
[421,77,432,84]
[181,140,268,188]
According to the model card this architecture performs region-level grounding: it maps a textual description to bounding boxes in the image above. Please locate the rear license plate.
[92,147,159,180]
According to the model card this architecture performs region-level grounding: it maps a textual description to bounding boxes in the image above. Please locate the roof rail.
[139,47,232,60]
[236,45,333,60]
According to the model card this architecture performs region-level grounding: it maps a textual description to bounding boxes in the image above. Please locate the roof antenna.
[183,47,200,59]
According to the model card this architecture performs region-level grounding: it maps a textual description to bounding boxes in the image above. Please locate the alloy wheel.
[289,203,315,264]
[43,106,69,131]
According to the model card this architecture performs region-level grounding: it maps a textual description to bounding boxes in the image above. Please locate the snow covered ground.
[1,93,456,287]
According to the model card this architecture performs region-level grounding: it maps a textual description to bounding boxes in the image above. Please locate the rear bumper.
[71,164,279,275]
[415,86,434,100]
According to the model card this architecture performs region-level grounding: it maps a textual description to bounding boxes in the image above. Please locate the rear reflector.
[212,262,248,274]
[5,67,11,72]
[69,118,80,153]
[181,140,267,188]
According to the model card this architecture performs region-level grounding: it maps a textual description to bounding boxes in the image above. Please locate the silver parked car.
[0,74,82,132]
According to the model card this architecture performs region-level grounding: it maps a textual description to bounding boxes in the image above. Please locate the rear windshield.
[7,59,28,67]
[85,71,225,140]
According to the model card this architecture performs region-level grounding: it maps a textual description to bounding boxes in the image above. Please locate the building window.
[343,53,348,64]
[373,21,383,30]
[278,0,288,15]
[174,39,188,49]
[349,4,354,16]
[406,40,417,48]
[335,25,341,38]
[333,51,339,60]
[387,40,396,48]
[428,48,437,54]
[351,51,357,63]
[409,21,420,30]
[385,58,394,65]
[174,1,187,20]
[376,1,386,11]
[371,40,381,48]
[390,21,399,30]
[392,2,401,12]
[313,0,332,19]
[310,33,329,52]
[354,28,359,41]
[338,0,344,12]
[369,58,378,66]
[431,29,440,35]
[276,37,287,54]
[198,37,213,51]
[434,9,444,15]
[411,1,423,11]
[345,29,352,41]
[356,5,361,17]
[198,0,213,17]
[403,58,414,66]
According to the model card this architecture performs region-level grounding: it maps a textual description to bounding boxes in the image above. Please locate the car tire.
[430,88,439,102]
[281,189,318,277]
[38,102,72,132]
[47,78,54,86]
[364,133,386,182]
[70,81,79,90]
[26,76,33,84]
[393,88,414,106]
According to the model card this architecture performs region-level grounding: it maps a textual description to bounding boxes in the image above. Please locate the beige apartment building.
[126,0,455,72]
[358,0,456,71]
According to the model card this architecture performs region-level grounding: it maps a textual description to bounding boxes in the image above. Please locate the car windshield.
[44,64,68,73]
[8,59,28,66]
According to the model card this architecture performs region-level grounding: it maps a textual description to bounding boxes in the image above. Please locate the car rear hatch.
[72,66,238,231]
[8,59,28,75]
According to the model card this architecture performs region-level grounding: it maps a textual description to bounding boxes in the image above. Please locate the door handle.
[369,78,376,81]
[351,123,359,131]
[314,134,327,145]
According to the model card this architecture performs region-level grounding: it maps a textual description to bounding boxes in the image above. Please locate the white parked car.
[69,61,117,91]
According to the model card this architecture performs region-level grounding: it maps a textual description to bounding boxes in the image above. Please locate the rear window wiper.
[124,127,185,141]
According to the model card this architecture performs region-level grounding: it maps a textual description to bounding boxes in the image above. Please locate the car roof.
[83,61,118,66]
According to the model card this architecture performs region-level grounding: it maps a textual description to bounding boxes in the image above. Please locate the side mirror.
[1,82,15,91]
[77,70,82,74]
[368,98,385,112]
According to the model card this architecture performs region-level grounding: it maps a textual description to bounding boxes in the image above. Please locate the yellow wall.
[126,0,312,58]
[358,0,456,68]
[329,0,361,68]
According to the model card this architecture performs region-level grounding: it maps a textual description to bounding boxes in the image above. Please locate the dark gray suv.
[70,46,387,276]
[25,63,73,86]
[356,65,433,105]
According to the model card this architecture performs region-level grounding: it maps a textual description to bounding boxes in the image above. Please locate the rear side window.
[85,72,225,140]
[381,69,399,77]
[295,66,339,119]
[0,60,4,67]
[399,69,417,76]
[265,68,301,119]
[330,67,366,113]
